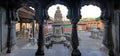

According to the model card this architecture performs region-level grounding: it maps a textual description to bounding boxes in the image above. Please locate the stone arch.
[80,1,113,21]
[81,1,103,17]
[45,1,70,20]
[80,1,115,56]
[81,1,112,19]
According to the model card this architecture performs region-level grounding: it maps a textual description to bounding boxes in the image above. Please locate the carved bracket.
[67,7,81,24]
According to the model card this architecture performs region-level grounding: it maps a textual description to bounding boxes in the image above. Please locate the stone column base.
[71,48,81,56]
[35,50,44,56]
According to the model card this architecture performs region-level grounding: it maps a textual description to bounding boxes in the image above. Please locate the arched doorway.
[79,4,108,56]
[79,1,115,55]
[43,4,73,55]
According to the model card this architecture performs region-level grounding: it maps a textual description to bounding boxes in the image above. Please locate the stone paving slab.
[4,32,108,56]
[5,44,70,56]
[5,45,107,56]
[45,44,71,56]
[5,44,108,56]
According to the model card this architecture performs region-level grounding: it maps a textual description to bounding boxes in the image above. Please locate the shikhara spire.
[54,6,63,22]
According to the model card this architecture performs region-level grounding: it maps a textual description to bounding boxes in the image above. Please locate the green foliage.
[81,17,101,21]
[49,17,54,21]
[95,17,100,21]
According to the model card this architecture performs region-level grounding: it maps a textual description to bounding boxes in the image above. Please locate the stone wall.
[0,7,2,52]
[0,7,8,52]
[112,10,119,56]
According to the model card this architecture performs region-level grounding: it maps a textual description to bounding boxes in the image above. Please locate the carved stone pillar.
[20,20,22,31]
[6,4,18,53]
[100,2,115,55]
[11,21,17,47]
[102,20,114,56]
[36,24,44,56]
[6,8,18,53]
[113,10,120,56]
[6,9,12,53]
[71,23,81,56]
[35,6,45,56]
[67,3,81,56]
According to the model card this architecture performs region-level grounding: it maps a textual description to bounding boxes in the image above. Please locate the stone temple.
[53,6,64,37]
[54,6,63,23]
[44,6,71,48]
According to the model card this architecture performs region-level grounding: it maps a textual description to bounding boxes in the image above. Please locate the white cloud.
[48,4,101,21]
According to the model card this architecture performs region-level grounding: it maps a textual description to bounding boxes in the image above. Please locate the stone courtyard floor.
[4,31,108,56]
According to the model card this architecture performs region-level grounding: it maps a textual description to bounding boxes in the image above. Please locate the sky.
[48,4,69,21]
[30,4,102,21]
[80,5,101,18]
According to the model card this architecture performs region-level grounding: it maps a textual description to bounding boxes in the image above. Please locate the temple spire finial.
[57,6,60,10]
[54,6,62,22]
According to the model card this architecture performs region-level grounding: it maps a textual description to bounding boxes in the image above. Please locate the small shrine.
[52,6,64,37]
[45,6,71,49]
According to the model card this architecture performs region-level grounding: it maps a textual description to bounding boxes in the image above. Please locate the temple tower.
[45,6,71,48]
[53,6,63,36]
[54,6,63,23]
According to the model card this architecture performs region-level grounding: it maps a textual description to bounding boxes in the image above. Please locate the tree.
[95,17,100,21]
[48,17,54,22]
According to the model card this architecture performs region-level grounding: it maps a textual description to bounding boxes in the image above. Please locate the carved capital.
[67,6,81,24]
[35,6,48,25]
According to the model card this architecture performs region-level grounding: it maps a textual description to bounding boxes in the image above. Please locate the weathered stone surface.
[0,7,8,52]
[0,7,2,52]
[53,6,63,36]
[5,32,108,56]
[112,10,120,56]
